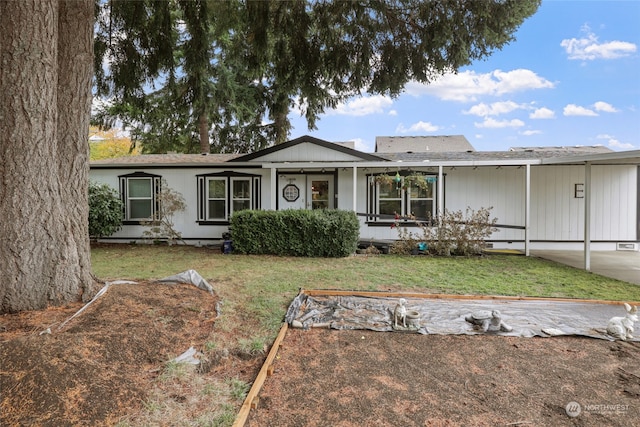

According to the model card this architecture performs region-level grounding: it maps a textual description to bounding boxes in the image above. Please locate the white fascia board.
[261,159,541,169]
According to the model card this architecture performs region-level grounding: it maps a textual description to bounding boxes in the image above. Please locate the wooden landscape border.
[231,289,640,426]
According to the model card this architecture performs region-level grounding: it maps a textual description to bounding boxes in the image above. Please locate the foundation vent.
[616,242,639,251]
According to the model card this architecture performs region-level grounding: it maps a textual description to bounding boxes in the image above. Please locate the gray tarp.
[285,292,639,341]
[156,269,215,294]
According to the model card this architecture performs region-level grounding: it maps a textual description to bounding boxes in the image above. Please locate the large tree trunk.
[0,0,96,313]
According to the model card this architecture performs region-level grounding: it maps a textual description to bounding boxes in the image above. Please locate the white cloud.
[563,104,598,116]
[388,110,398,116]
[597,134,635,150]
[464,101,524,117]
[475,118,525,129]
[529,107,555,119]
[593,101,618,113]
[328,95,393,116]
[561,25,637,60]
[521,130,542,136]
[404,69,554,102]
[350,138,373,152]
[607,139,635,150]
[396,121,440,133]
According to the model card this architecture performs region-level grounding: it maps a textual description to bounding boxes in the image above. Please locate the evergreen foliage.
[230,209,360,257]
[93,0,541,154]
[88,182,123,239]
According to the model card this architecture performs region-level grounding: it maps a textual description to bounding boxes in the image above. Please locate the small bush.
[142,180,186,245]
[88,181,123,239]
[393,207,497,256]
[230,209,359,257]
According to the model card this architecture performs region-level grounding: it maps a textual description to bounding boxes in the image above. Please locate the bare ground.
[247,329,640,427]
[1,283,639,426]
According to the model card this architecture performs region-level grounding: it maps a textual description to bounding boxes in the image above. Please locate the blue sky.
[289,0,640,153]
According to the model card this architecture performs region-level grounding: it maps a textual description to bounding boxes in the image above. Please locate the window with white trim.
[197,172,260,223]
[119,172,161,223]
[367,174,436,223]
[207,178,227,220]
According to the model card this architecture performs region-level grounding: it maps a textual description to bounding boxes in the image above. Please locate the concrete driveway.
[531,250,640,285]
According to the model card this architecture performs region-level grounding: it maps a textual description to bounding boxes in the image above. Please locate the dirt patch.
[0,282,261,426]
[247,329,640,427]
[2,283,639,427]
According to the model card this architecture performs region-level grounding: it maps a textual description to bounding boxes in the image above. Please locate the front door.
[308,175,334,209]
[278,174,334,210]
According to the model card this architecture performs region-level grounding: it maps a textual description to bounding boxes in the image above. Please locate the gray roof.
[378,148,617,163]
[509,146,613,154]
[89,137,637,168]
[91,153,241,167]
[375,135,475,153]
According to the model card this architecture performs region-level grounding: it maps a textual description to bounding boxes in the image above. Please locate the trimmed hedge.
[230,209,359,257]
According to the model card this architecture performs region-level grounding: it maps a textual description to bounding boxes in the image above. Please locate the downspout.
[584,161,591,271]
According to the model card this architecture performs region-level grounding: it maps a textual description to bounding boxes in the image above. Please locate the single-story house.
[90,135,640,259]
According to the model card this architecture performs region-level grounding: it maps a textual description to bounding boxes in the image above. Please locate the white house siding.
[254,142,366,162]
[529,165,637,242]
[91,167,270,243]
[442,166,526,242]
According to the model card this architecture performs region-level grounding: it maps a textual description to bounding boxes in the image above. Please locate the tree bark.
[0,0,96,313]
[198,112,210,154]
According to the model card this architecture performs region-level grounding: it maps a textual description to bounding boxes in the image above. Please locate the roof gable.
[230,135,386,162]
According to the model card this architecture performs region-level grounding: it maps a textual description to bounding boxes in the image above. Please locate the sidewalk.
[531,250,640,285]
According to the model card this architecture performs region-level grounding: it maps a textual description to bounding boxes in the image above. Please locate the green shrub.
[230,209,359,257]
[88,181,123,238]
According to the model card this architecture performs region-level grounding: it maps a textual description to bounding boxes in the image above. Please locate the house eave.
[540,150,640,165]
[262,159,542,169]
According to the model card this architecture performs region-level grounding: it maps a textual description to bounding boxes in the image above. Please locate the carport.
[540,150,640,272]
[531,250,640,285]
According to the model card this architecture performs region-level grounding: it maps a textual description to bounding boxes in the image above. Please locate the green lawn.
[92,244,640,338]
[91,244,640,426]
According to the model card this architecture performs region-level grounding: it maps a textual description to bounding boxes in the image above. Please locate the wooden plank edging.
[302,289,640,306]
[232,322,289,427]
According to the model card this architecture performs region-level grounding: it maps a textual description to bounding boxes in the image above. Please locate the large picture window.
[368,174,436,223]
[119,172,161,223]
[197,172,260,224]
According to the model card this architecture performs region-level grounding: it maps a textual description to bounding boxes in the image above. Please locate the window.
[231,178,252,212]
[367,174,436,223]
[378,180,402,217]
[119,172,161,223]
[207,178,227,220]
[197,172,260,224]
[408,182,434,221]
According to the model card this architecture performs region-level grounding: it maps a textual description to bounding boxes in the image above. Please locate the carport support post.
[584,161,592,271]
[270,167,277,210]
[437,165,444,221]
[353,166,357,212]
[525,164,530,256]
